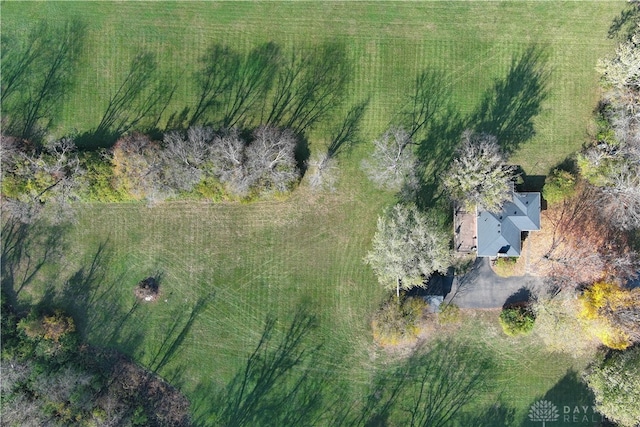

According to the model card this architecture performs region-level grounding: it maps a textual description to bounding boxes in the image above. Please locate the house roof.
[476,192,541,257]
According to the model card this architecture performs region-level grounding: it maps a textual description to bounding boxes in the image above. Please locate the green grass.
[1,1,622,424]
[1,1,621,174]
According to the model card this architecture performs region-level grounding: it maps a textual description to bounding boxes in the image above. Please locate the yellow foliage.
[579,281,636,350]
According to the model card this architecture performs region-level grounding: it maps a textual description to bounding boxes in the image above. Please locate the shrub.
[492,257,520,277]
[543,169,577,205]
[499,305,535,336]
[438,303,461,324]
[371,295,428,346]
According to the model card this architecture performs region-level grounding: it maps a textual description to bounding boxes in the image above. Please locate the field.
[1,1,622,174]
[1,1,624,425]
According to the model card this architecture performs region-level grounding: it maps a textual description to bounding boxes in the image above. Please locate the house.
[454,192,541,257]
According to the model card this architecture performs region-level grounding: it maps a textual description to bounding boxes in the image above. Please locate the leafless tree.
[159,126,213,192]
[244,125,299,194]
[362,126,418,192]
[307,153,338,192]
[442,130,515,213]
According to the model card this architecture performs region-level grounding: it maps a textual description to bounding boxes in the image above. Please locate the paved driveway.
[443,257,544,309]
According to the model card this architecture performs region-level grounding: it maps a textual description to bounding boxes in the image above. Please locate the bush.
[499,305,535,336]
[371,295,428,346]
[438,303,461,324]
[543,169,576,205]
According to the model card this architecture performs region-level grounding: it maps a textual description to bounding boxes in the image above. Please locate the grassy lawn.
[1,1,622,425]
[1,1,621,174]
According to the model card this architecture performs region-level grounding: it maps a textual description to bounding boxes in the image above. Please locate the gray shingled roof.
[476,192,541,257]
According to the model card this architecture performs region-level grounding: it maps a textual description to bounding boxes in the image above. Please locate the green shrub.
[499,305,535,337]
[543,169,576,205]
[79,152,128,202]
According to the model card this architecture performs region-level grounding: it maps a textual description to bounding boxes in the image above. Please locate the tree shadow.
[327,98,370,159]
[414,104,467,210]
[345,340,494,427]
[77,51,176,148]
[265,42,352,135]
[399,68,453,142]
[503,287,532,309]
[193,303,340,427]
[608,1,640,41]
[1,19,86,141]
[457,401,517,427]
[471,44,550,154]
[147,292,215,375]
[521,369,609,426]
[0,217,67,311]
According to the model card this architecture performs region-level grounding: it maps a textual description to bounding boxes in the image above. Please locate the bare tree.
[442,130,515,213]
[1,136,85,223]
[307,153,338,192]
[209,128,249,195]
[244,125,300,194]
[362,127,418,192]
[365,203,450,299]
[159,126,213,192]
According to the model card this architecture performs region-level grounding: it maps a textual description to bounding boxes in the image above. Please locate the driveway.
[443,257,544,309]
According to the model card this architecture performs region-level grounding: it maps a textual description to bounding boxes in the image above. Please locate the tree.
[361,127,418,192]
[365,204,450,298]
[1,136,85,224]
[442,130,515,213]
[499,305,535,337]
[584,346,640,427]
[579,26,640,230]
[159,126,213,193]
[532,290,600,357]
[542,169,577,205]
[110,133,165,202]
[243,125,300,195]
[579,281,640,350]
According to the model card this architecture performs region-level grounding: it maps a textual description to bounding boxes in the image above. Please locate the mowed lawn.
[1,1,621,174]
[2,1,623,424]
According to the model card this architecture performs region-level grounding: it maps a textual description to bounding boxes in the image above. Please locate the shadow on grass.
[0,217,67,311]
[471,44,550,154]
[76,51,176,149]
[608,1,640,41]
[147,292,215,375]
[1,19,86,141]
[414,104,467,211]
[191,304,342,427]
[344,340,494,427]
[521,369,609,427]
[457,401,517,427]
